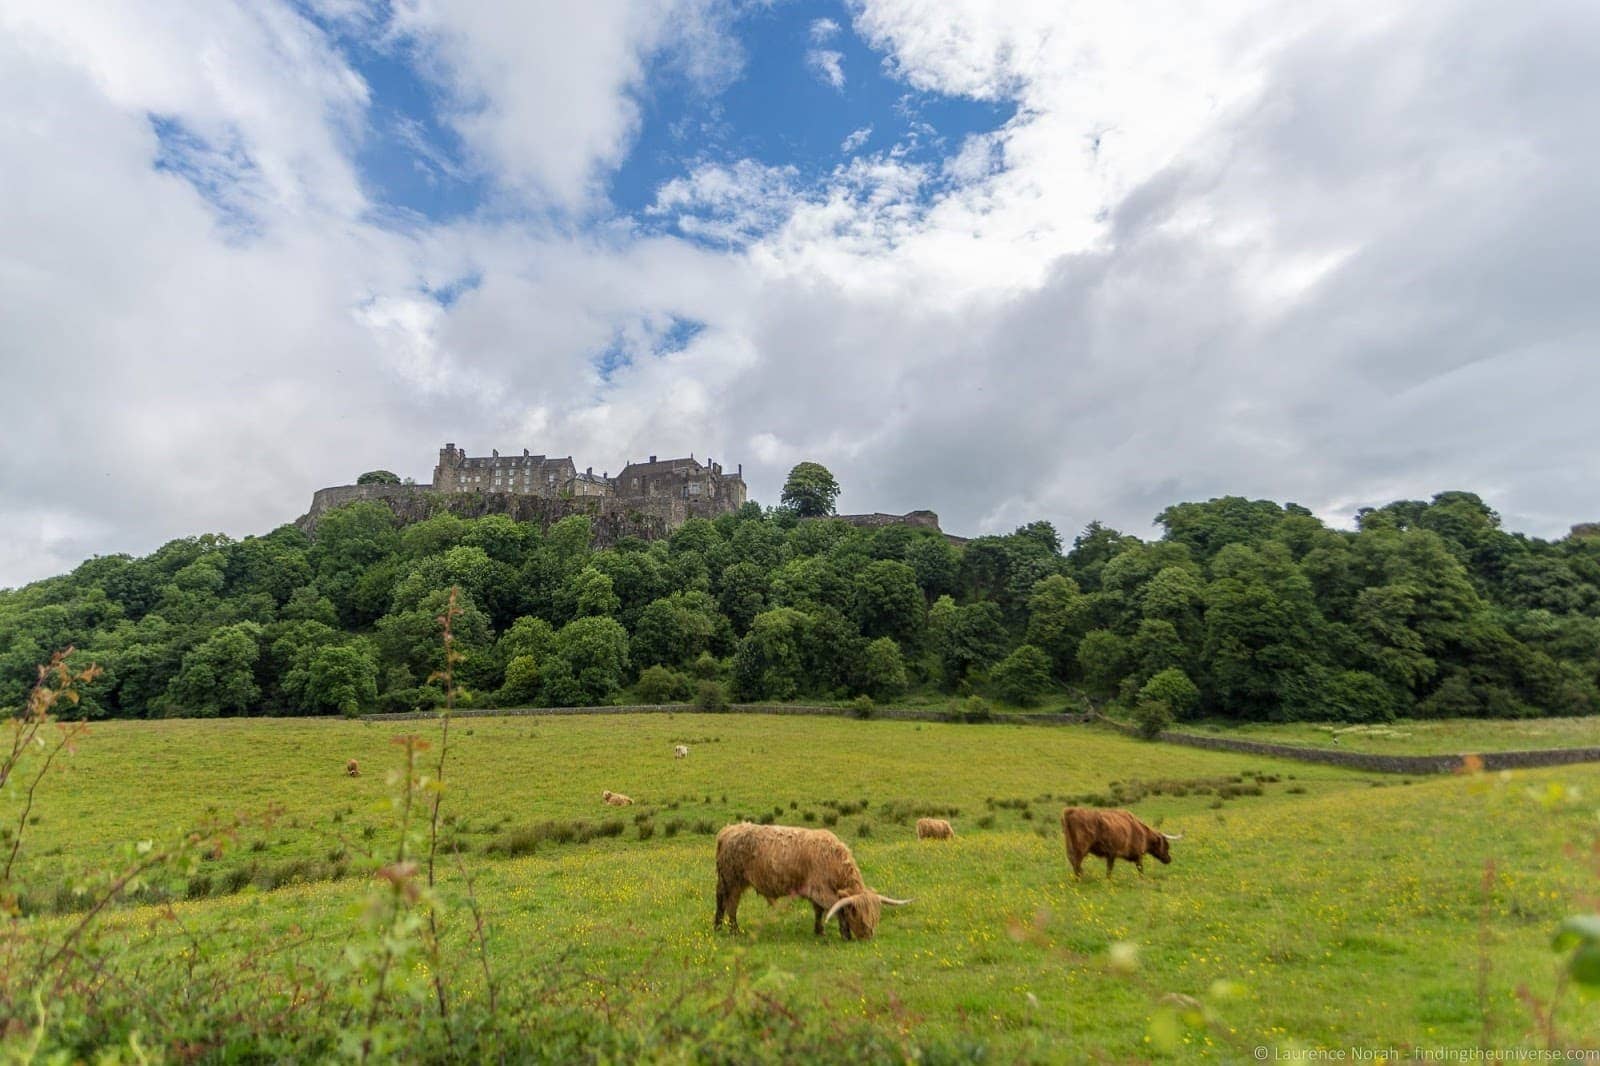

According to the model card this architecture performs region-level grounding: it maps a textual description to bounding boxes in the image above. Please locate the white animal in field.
[674,744,689,759]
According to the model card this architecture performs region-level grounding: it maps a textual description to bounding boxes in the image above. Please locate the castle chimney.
[587,466,593,476]
[738,463,743,476]
[649,455,657,463]
[523,448,529,457]
[492,448,499,458]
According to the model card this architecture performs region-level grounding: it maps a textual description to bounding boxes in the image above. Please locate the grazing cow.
[1061,807,1181,879]
[673,745,689,759]
[345,759,360,778]
[915,818,955,840]
[602,790,634,806]
[714,823,911,940]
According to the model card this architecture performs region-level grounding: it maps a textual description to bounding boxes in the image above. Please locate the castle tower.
[433,443,466,492]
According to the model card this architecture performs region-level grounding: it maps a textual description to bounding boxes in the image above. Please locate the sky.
[1,0,1597,588]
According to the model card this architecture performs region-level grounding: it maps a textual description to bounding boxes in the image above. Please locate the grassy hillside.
[6,713,1598,1060]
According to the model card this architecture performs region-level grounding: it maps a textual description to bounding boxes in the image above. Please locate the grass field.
[1187,716,1600,755]
[7,712,1599,1060]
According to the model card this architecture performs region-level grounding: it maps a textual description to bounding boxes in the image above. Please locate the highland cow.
[345,759,360,778]
[673,745,689,759]
[602,790,633,806]
[1061,807,1181,879]
[915,818,955,840]
[714,823,911,940]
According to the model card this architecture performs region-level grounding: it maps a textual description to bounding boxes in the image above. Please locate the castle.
[297,444,748,538]
[298,444,956,545]
[430,443,746,508]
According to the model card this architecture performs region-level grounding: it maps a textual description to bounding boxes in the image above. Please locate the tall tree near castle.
[780,462,840,517]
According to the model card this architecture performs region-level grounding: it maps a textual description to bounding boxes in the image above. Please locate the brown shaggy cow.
[602,790,633,806]
[1061,807,1181,879]
[345,759,360,778]
[714,824,911,940]
[915,818,955,840]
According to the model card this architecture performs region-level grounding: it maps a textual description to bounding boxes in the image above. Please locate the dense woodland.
[3,481,1599,724]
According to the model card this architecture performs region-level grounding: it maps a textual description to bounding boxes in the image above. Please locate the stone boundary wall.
[366,703,1096,726]
[1091,715,1600,774]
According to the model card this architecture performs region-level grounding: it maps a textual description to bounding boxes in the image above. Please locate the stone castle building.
[431,443,746,507]
[298,443,748,538]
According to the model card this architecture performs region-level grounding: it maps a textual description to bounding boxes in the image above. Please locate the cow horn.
[823,896,857,924]
[1162,833,1183,841]
[875,894,913,906]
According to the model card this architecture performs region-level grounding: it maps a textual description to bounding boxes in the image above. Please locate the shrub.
[850,695,875,719]
[695,680,729,712]
[1138,668,1201,720]
[958,696,993,722]
[690,652,721,680]
[637,665,691,704]
[1133,698,1175,740]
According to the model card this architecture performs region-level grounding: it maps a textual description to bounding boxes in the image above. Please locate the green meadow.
[6,713,1599,1061]
[1185,716,1600,756]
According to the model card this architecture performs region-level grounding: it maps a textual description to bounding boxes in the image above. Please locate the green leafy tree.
[991,644,1052,706]
[1139,668,1201,720]
[165,622,263,716]
[498,655,541,706]
[357,470,402,485]
[305,644,379,716]
[936,601,1008,685]
[1077,629,1131,697]
[573,567,621,618]
[779,462,841,517]
[541,616,630,706]
[731,607,811,700]
[859,637,909,700]
[1026,575,1091,678]
[851,559,925,645]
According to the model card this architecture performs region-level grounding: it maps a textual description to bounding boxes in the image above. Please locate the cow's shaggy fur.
[1061,807,1177,879]
[602,790,633,806]
[673,745,689,759]
[713,823,909,940]
[345,759,360,778]
[915,818,955,840]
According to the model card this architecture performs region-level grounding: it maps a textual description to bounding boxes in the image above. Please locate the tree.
[357,470,402,485]
[165,622,263,716]
[992,644,1052,706]
[860,637,909,700]
[541,616,630,706]
[731,608,811,700]
[936,601,1008,684]
[304,645,379,716]
[1026,575,1091,678]
[780,462,841,517]
[498,655,541,705]
[851,560,925,645]
[1077,629,1131,697]
[1139,668,1201,720]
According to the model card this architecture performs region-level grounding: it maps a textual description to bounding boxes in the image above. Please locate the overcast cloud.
[1,0,1597,587]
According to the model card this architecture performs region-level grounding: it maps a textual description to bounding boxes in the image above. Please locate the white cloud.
[840,124,872,153]
[805,48,845,90]
[390,0,746,210]
[809,17,840,43]
[4,0,1600,591]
